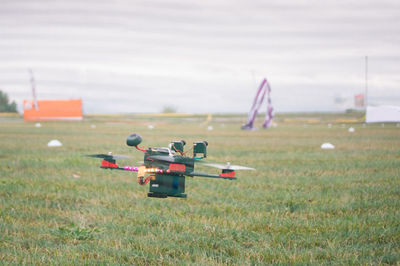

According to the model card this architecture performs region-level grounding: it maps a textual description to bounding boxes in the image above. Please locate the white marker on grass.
[47,140,62,147]
[321,143,335,149]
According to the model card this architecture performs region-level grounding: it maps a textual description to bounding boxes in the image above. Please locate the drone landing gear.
[147,192,187,198]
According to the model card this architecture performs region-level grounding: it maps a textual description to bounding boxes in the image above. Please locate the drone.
[88,133,254,198]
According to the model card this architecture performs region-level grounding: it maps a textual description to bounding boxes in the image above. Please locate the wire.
[172,144,184,155]
[184,145,194,155]
[137,176,150,185]
[171,143,194,157]
[136,145,147,152]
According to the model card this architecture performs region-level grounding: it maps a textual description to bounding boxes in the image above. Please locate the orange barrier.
[23,99,83,121]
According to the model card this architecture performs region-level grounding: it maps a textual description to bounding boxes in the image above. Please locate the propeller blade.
[228,165,255,170]
[86,154,110,158]
[110,155,131,159]
[86,154,131,160]
[202,163,255,171]
[147,155,175,163]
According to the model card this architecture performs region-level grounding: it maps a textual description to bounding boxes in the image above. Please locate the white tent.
[366,105,400,123]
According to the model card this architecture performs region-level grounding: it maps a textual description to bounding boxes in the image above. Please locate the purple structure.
[242,78,274,130]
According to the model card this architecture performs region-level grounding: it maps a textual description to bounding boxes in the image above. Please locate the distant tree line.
[0,90,17,112]
[162,105,177,113]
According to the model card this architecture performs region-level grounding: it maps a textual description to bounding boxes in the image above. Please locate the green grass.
[0,114,399,264]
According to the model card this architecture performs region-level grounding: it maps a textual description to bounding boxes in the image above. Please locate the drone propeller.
[147,155,175,163]
[148,155,204,164]
[86,153,131,160]
[147,155,254,170]
[202,162,255,170]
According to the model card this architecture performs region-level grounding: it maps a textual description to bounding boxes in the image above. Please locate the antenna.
[28,69,39,110]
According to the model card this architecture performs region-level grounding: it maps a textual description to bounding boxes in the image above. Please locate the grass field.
[0,113,399,264]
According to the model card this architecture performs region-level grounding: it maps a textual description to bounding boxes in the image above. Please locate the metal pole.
[29,69,39,110]
[365,56,368,108]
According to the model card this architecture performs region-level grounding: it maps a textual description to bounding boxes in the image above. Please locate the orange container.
[23,99,83,121]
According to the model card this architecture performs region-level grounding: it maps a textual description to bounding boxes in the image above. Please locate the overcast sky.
[1,0,399,113]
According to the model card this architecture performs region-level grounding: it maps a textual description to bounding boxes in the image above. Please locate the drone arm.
[100,160,139,172]
[102,166,139,172]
